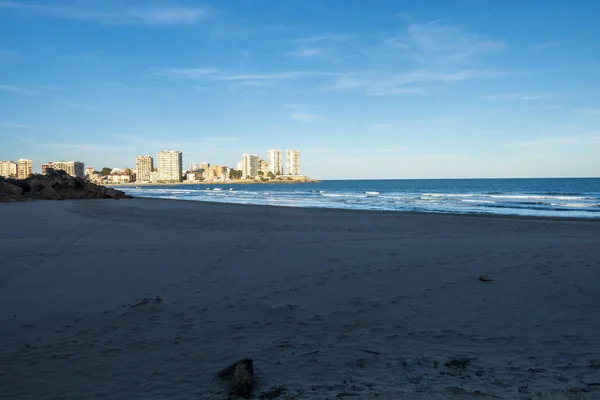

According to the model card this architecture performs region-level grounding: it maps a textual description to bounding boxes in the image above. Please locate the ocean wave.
[422,192,592,201]
[117,184,600,218]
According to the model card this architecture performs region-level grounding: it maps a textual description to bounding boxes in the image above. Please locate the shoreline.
[106,179,321,187]
[118,196,600,222]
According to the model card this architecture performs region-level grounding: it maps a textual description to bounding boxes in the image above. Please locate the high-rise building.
[285,150,301,176]
[52,161,85,178]
[241,154,260,178]
[267,149,283,175]
[41,162,54,175]
[16,159,33,179]
[259,159,269,175]
[136,156,154,182]
[0,161,17,178]
[157,150,182,182]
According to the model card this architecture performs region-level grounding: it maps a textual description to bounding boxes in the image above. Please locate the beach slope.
[1,199,599,399]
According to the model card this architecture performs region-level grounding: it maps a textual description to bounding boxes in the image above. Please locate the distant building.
[267,149,283,175]
[85,166,94,176]
[0,161,17,178]
[136,155,154,182]
[88,171,101,183]
[149,171,158,183]
[17,159,32,179]
[107,172,132,184]
[285,150,300,176]
[206,165,222,181]
[51,161,85,178]
[41,162,54,175]
[241,154,260,178]
[259,159,269,175]
[186,172,203,182]
[236,161,242,171]
[157,150,182,183]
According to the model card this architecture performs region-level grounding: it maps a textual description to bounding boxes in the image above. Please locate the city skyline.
[1,1,599,179]
[0,148,303,184]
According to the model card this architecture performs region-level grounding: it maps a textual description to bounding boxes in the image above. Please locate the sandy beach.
[1,199,599,400]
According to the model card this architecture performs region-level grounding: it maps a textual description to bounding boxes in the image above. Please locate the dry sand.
[1,199,599,399]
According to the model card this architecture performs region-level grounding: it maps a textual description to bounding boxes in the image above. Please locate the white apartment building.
[0,161,17,178]
[285,149,301,176]
[267,149,283,175]
[241,154,260,178]
[17,159,33,179]
[157,150,182,182]
[53,161,85,178]
[136,156,154,182]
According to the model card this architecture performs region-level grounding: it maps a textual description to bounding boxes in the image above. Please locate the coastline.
[2,199,599,399]
[106,178,321,186]
[108,178,600,219]
[131,196,600,222]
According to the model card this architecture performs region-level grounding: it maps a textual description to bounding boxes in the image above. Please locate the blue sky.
[0,0,599,179]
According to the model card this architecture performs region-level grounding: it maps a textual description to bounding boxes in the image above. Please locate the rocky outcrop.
[218,358,255,398]
[0,170,132,202]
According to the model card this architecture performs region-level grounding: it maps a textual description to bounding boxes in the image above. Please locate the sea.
[116,178,600,218]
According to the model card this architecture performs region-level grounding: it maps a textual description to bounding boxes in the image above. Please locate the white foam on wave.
[487,194,591,201]
[421,192,593,201]
[551,202,596,208]
[118,185,600,218]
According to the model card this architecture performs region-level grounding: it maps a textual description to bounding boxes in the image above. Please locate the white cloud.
[289,112,320,122]
[408,22,505,53]
[159,68,218,78]
[505,136,600,147]
[218,71,315,81]
[65,101,99,110]
[158,68,318,82]
[0,83,37,94]
[297,34,352,43]
[286,48,325,58]
[385,22,505,64]
[0,1,208,26]
[530,41,565,51]
[324,69,501,95]
[483,93,558,101]
[235,80,269,87]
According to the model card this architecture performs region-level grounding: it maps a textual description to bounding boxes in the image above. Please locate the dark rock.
[0,192,19,202]
[0,181,23,197]
[5,178,31,193]
[104,188,120,198]
[40,186,62,200]
[1,172,131,203]
[218,358,255,398]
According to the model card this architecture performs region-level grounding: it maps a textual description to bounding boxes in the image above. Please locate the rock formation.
[0,170,132,202]
[218,358,255,398]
